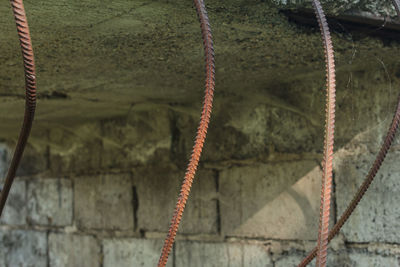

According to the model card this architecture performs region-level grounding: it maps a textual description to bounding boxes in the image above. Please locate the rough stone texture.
[74,173,134,230]
[274,254,305,267]
[0,0,400,265]
[27,178,72,226]
[175,241,272,267]
[0,229,47,267]
[134,165,217,234]
[0,0,399,160]
[103,238,172,267]
[49,233,101,267]
[0,180,26,225]
[0,143,10,179]
[0,142,47,178]
[219,160,324,239]
[274,0,396,14]
[347,253,400,267]
[273,250,351,267]
[175,104,323,162]
[48,105,172,174]
[274,251,400,267]
[335,130,400,243]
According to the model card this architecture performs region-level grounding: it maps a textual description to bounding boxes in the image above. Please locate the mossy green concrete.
[0,0,399,166]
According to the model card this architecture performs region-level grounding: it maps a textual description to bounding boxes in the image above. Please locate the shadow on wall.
[219,161,322,240]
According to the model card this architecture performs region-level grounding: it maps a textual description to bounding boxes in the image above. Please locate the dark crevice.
[332,170,338,225]
[139,229,145,238]
[46,129,51,171]
[99,236,104,267]
[172,242,176,267]
[282,8,400,41]
[169,111,185,168]
[132,186,139,231]
[214,170,221,235]
[39,91,69,99]
[46,231,50,267]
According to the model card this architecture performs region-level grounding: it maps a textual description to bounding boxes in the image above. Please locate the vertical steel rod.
[157,0,215,266]
[312,1,337,266]
[298,1,400,266]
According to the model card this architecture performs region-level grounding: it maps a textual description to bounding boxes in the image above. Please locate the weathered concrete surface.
[0,0,399,160]
[74,173,134,230]
[346,253,400,267]
[219,160,324,239]
[27,178,72,226]
[175,241,272,267]
[0,180,26,226]
[336,132,400,243]
[275,0,396,15]
[134,165,218,234]
[103,238,172,267]
[47,105,172,174]
[49,233,101,267]
[0,229,47,267]
[0,0,399,266]
[274,252,400,267]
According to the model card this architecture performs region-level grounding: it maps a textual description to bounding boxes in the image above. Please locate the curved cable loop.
[157,0,215,266]
[298,1,400,265]
[311,0,337,266]
[0,0,37,215]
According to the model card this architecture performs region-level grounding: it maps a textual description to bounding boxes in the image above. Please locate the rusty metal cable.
[298,94,400,267]
[157,1,215,266]
[298,2,400,266]
[312,1,336,266]
[0,0,36,215]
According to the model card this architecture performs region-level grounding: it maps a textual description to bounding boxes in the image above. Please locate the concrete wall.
[0,110,400,267]
[1,0,400,266]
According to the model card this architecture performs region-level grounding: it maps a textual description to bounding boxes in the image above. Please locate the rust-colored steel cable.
[298,95,400,267]
[0,0,37,215]
[157,0,215,266]
[298,1,400,266]
[312,1,336,266]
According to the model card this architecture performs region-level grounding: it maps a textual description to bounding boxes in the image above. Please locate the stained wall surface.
[1,0,400,266]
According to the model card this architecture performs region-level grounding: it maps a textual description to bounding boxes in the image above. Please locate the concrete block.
[49,233,100,267]
[17,144,48,176]
[27,178,72,226]
[135,165,217,234]
[274,252,399,267]
[49,107,171,173]
[274,250,343,267]
[1,180,26,225]
[274,254,305,267]
[74,173,134,230]
[336,148,400,243]
[103,238,172,267]
[347,253,399,267]
[219,161,324,240]
[0,230,47,267]
[175,104,320,162]
[0,143,10,179]
[175,241,272,267]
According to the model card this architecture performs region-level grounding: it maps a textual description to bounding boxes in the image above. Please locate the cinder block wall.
[0,105,400,267]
